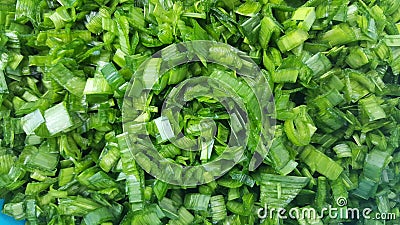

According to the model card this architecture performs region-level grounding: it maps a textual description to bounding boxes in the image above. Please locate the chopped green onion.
[44,102,73,136]
[184,193,210,211]
[258,174,309,208]
[277,29,309,52]
[300,145,343,180]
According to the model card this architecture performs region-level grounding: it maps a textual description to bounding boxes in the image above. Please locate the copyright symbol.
[336,197,347,207]
[121,41,276,186]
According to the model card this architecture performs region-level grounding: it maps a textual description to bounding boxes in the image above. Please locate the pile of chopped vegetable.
[0,0,399,224]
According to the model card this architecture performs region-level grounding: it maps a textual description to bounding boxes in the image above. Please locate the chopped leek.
[1,0,400,224]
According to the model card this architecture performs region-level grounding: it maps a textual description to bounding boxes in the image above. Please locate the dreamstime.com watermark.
[257,197,397,221]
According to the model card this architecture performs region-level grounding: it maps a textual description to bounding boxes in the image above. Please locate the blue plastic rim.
[0,199,25,225]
